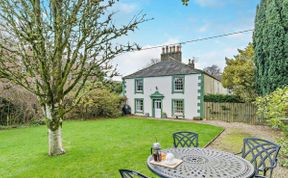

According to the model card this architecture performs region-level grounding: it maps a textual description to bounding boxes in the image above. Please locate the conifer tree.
[253,0,288,95]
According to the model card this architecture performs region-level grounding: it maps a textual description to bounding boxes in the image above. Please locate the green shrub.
[278,138,288,167]
[255,86,288,168]
[255,86,288,127]
[30,118,46,126]
[67,87,125,119]
[204,94,243,103]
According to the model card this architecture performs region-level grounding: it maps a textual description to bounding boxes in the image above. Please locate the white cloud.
[111,45,160,81]
[226,31,253,41]
[118,3,138,14]
[194,47,240,70]
[197,24,209,33]
[112,39,180,81]
[194,0,224,7]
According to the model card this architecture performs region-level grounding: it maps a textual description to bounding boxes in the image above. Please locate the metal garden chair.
[237,138,280,178]
[173,131,199,148]
[119,169,148,178]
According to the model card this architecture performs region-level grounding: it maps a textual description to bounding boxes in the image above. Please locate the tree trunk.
[48,127,65,156]
[44,104,65,156]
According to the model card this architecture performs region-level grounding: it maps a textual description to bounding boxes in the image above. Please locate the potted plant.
[193,116,203,121]
[161,112,167,118]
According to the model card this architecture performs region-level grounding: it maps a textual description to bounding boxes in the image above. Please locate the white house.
[122,45,228,119]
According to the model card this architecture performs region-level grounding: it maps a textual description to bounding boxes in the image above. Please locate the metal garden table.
[147,148,255,178]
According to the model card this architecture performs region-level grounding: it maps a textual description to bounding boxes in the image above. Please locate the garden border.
[204,128,225,148]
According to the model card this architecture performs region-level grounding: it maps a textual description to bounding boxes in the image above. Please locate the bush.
[278,138,288,167]
[66,87,125,119]
[30,118,46,126]
[204,94,243,103]
[0,82,42,126]
[255,86,288,168]
[255,86,288,127]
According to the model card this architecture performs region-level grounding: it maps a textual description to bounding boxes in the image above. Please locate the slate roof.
[123,60,204,79]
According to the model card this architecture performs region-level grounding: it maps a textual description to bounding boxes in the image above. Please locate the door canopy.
[150,90,164,99]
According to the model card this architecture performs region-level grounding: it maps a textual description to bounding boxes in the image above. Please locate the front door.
[154,99,162,118]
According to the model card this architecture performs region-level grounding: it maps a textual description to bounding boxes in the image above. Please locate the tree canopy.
[182,0,189,6]
[222,43,257,102]
[253,0,288,95]
[0,0,145,156]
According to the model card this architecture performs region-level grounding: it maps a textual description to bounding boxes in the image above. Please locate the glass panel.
[174,77,183,91]
[136,79,143,92]
[154,100,161,109]
[173,100,184,115]
[136,99,143,112]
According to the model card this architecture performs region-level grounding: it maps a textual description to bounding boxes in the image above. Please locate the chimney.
[160,45,182,62]
[188,59,195,69]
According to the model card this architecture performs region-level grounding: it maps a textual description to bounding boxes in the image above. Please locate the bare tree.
[203,65,222,81]
[181,0,189,5]
[146,58,160,67]
[0,0,145,156]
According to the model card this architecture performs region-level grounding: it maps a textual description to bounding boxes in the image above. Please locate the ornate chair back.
[173,131,199,148]
[241,138,280,178]
[119,169,148,178]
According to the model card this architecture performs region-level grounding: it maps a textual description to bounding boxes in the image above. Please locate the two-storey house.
[122,45,227,119]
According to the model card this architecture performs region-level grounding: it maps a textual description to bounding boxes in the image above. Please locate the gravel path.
[202,120,287,178]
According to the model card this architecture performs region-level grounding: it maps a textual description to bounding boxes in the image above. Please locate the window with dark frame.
[135,99,144,113]
[173,76,184,92]
[135,79,143,93]
[172,99,184,116]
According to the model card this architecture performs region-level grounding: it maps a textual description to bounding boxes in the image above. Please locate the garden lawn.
[0,117,223,178]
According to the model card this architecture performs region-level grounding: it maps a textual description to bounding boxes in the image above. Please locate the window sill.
[172,90,184,94]
[135,91,144,94]
[135,111,144,114]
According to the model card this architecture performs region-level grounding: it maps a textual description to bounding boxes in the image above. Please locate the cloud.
[226,32,253,41]
[193,47,240,70]
[194,0,224,7]
[197,24,209,33]
[111,39,180,81]
[118,3,138,14]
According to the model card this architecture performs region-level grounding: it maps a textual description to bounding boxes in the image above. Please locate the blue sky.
[112,0,260,80]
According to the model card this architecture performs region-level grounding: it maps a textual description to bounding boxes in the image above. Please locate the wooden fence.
[204,102,264,125]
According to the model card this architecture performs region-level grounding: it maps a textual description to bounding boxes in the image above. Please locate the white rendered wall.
[124,74,200,119]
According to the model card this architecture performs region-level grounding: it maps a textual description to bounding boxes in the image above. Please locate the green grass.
[0,117,223,178]
[212,129,252,153]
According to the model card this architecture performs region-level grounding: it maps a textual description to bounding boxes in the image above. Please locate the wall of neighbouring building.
[123,74,201,119]
[204,75,228,95]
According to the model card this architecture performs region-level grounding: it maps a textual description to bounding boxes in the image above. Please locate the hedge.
[204,94,244,103]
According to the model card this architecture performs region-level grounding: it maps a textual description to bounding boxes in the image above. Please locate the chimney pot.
[161,45,182,62]
[177,45,181,52]
[188,58,195,69]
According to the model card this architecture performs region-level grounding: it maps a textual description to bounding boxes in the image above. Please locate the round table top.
[147,148,255,178]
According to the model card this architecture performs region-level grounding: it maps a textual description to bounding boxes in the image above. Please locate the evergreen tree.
[253,0,288,95]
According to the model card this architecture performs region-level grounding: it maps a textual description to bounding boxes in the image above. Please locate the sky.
[111,0,260,81]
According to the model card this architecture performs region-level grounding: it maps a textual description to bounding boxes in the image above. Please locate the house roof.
[123,60,205,79]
